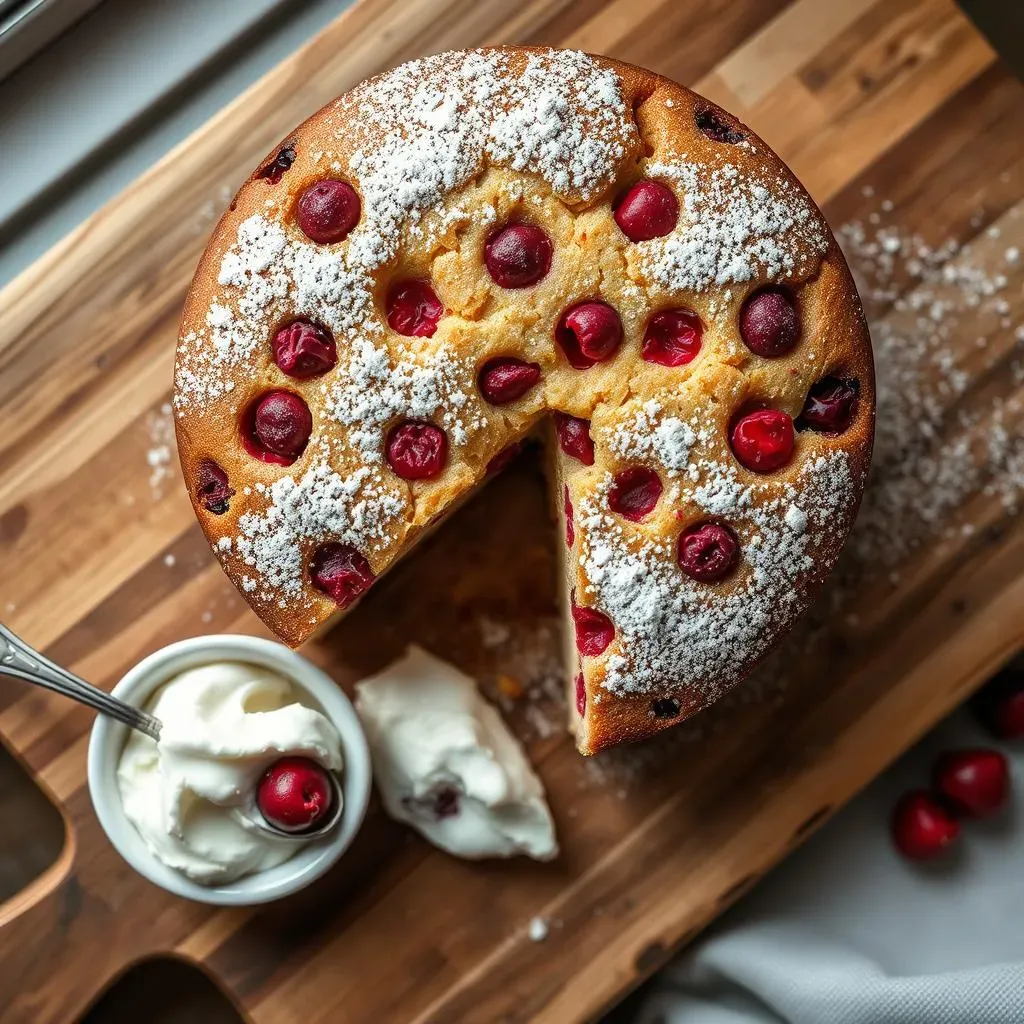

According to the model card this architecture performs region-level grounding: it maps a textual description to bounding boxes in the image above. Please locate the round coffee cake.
[174,47,874,755]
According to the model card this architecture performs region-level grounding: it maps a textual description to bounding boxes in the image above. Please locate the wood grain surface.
[1,0,1023,1021]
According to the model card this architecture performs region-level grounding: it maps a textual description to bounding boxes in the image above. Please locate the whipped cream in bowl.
[88,635,371,905]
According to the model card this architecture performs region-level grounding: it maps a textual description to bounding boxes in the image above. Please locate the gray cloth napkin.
[626,709,1024,1024]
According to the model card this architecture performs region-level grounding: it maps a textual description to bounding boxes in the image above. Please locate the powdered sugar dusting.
[640,156,828,299]
[325,338,482,458]
[607,400,700,474]
[343,49,634,268]
[176,215,377,409]
[231,461,406,606]
[579,420,857,696]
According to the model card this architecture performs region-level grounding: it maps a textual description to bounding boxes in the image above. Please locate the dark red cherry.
[730,408,795,473]
[554,413,595,465]
[677,522,740,582]
[257,146,296,184]
[695,107,745,144]
[740,288,799,358]
[385,421,448,480]
[386,280,444,337]
[271,320,337,378]
[575,673,586,717]
[296,180,360,244]
[608,468,662,521]
[243,391,312,465]
[195,459,234,515]
[310,542,375,608]
[484,224,552,288]
[643,308,703,366]
[256,757,333,832]
[933,749,1010,819]
[571,600,615,657]
[614,180,678,241]
[797,377,860,435]
[891,791,960,861]
[478,358,541,404]
[556,302,623,369]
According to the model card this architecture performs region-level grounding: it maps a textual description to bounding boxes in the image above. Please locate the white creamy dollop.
[354,646,557,860]
[117,661,343,885]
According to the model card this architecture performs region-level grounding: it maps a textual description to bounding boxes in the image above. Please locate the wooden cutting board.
[1,0,1023,1020]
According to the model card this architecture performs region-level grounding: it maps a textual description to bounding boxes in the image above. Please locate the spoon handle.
[0,623,161,741]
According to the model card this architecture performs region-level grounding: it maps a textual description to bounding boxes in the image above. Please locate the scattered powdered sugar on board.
[839,202,1024,564]
[579,194,1024,788]
[145,402,176,499]
[528,917,549,942]
[640,156,829,298]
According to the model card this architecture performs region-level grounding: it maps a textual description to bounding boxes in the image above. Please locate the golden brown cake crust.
[175,47,873,754]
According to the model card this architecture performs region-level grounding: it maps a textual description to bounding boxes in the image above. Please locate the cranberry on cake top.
[174,47,873,754]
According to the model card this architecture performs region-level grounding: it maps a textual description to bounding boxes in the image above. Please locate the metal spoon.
[0,623,343,842]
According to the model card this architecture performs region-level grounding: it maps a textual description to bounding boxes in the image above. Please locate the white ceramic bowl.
[87,634,371,905]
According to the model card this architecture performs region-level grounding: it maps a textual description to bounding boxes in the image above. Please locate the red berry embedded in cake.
[564,485,574,547]
[891,790,960,861]
[257,146,296,184]
[271,320,337,378]
[256,756,334,833]
[554,412,595,465]
[486,441,525,475]
[933,749,1010,818]
[608,467,662,521]
[797,377,860,435]
[572,600,615,657]
[678,521,740,582]
[310,542,375,607]
[740,288,799,358]
[614,180,678,241]
[484,223,552,288]
[556,301,623,369]
[695,106,745,144]
[730,408,795,473]
[575,672,586,717]
[386,279,444,337]
[643,308,703,366]
[296,179,361,244]
[195,458,234,515]
[478,357,542,404]
[243,391,313,464]
[386,421,448,480]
